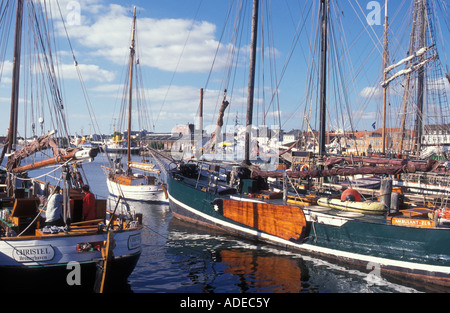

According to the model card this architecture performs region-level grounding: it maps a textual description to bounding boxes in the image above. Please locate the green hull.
[168,173,450,288]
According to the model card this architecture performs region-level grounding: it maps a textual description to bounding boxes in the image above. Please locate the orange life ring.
[436,207,450,220]
[341,188,361,202]
[300,164,309,172]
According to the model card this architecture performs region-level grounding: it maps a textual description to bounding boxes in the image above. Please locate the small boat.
[103,9,167,203]
[104,162,168,202]
[103,138,141,155]
[317,197,386,215]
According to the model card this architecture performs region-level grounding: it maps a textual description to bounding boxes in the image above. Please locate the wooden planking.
[112,175,133,186]
[221,199,306,242]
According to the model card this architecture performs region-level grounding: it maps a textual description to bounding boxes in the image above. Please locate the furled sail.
[382,53,437,87]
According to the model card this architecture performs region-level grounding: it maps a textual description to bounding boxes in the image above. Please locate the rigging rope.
[55,0,104,142]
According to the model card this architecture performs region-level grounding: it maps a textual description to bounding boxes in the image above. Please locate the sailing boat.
[103,8,167,203]
[0,1,142,292]
[377,0,450,197]
[164,0,450,290]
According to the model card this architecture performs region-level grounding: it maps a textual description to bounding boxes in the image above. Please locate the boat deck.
[175,169,446,229]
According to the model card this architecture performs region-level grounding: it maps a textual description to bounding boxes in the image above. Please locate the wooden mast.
[318,0,328,158]
[381,0,388,154]
[415,0,426,156]
[126,7,137,174]
[243,0,259,166]
[399,3,420,152]
[8,0,24,153]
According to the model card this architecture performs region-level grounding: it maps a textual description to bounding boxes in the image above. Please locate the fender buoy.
[300,164,309,172]
[436,207,450,220]
[341,188,361,202]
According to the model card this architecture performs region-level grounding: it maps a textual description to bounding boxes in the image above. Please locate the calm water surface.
[25,153,425,293]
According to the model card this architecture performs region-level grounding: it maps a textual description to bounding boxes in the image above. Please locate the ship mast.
[399,3,420,152]
[318,0,329,158]
[381,0,388,154]
[126,7,137,174]
[382,0,437,155]
[414,0,426,156]
[8,0,24,153]
[243,0,259,166]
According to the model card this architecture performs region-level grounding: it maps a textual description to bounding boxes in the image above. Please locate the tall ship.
[163,0,450,290]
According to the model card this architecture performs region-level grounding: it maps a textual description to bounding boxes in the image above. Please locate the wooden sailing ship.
[163,0,450,290]
[0,0,142,292]
[103,8,167,203]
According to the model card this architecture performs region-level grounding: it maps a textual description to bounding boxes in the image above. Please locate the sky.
[0,0,449,138]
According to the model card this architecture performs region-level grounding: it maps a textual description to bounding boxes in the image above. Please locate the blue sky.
[0,0,449,138]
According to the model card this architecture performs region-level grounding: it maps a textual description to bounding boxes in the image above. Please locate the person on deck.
[82,185,96,221]
[45,186,64,227]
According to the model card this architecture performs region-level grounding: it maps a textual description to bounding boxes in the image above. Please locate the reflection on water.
[165,217,310,293]
[128,203,420,293]
[215,249,309,293]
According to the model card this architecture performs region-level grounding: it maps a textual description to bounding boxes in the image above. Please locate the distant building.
[423,124,450,147]
[282,130,300,145]
[346,128,416,154]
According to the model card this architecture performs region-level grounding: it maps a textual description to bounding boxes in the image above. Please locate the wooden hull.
[168,173,450,289]
[317,198,386,215]
[215,199,306,242]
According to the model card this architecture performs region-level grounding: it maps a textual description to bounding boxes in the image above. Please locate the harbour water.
[26,153,426,294]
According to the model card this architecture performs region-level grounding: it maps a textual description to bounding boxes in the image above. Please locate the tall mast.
[127,7,137,173]
[8,0,24,153]
[381,0,388,154]
[243,0,259,166]
[415,0,426,156]
[318,0,328,157]
[399,3,420,152]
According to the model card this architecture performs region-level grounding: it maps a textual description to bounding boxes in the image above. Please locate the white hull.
[0,227,142,267]
[106,178,168,203]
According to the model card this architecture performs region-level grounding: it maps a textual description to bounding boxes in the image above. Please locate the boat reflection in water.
[214,249,309,293]
[89,198,429,293]
[166,217,310,293]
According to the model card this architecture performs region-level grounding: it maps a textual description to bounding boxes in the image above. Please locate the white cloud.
[348,109,377,122]
[89,83,123,93]
[0,61,13,86]
[360,86,382,99]
[60,63,115,82]
[64,3,229,73]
